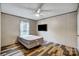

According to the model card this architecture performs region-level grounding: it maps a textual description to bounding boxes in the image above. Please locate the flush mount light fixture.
[35,9,41,17]
[35,13,40,17]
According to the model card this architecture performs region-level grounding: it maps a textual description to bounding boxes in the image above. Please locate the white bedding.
[20,35,43,40]
[18,35,44,49]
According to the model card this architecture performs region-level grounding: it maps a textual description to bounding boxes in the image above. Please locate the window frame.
[19,20,30,37]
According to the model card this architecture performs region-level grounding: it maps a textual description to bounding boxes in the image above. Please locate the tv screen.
[38,24,47,31]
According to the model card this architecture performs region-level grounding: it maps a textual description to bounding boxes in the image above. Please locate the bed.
[17,35,44,49]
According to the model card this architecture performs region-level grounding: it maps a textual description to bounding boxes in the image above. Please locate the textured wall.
[37,12,77,48]
[1,13,37,47]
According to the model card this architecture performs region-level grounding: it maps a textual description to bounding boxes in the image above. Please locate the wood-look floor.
[1,43,79,56]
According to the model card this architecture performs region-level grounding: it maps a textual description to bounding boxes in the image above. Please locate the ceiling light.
[37,9,41,13]
[35,13,40,17]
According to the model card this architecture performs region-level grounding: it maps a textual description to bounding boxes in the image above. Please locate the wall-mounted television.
[38,24,47,31]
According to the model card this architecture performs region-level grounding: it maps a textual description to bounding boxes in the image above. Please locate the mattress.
[20,35,43,40]
[17,35,44,49]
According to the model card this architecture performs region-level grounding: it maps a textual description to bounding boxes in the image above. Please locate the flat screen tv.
[38,24,47,31]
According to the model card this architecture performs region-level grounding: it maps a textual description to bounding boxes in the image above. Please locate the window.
[20,21,29,37]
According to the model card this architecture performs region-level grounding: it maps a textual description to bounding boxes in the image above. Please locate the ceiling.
[1,3,78,20]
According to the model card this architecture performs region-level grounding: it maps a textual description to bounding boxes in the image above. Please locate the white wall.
[0,12,1,51]
[77,8,79,51]
[37,12,77,48]
[0,13,1,52]
[1,13,37,47]
[0,4,1,52]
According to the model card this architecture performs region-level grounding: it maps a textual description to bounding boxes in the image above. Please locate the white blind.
[20,21,29,37]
